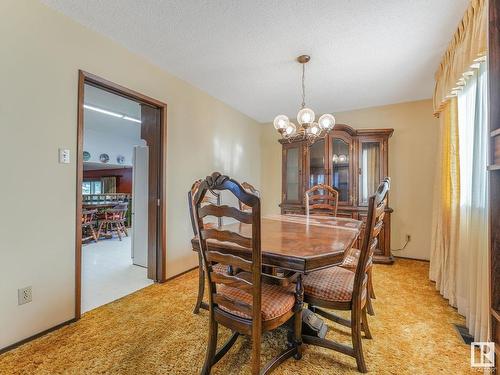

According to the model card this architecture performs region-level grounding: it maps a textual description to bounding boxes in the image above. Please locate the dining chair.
[82,209,98,243]
[193,172,302,375]
[302,178,390,373]
[305,184,339,216]
[96,205,128,241]
[239,181,260,212]
[340,177,390,316]
[189,179,227,314]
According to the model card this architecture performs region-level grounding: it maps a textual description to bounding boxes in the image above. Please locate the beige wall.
[260,99,439,261]
[0,0,260,349]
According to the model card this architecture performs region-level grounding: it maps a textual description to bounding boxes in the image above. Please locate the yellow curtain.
[429,98,460,305]
[433,0,487,115]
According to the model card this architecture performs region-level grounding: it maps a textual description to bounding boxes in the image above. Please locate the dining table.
[191,213,363,274]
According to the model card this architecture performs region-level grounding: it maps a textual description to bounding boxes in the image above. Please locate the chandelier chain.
[301,63,306,109]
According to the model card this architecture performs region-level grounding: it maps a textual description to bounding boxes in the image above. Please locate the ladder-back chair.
[189,179,227,314]
[305,184,339,216]
[82,209,98,243]
[193,172,302,375]
[302,178,390,373]
[340,177,390,316]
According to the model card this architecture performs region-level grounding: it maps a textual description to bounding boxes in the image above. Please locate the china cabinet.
[280,124,394,263]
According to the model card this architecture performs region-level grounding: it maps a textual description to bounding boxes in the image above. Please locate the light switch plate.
[59,148,70,164]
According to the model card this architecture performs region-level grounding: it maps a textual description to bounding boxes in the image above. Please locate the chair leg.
[366,291,375,316]
[251,328,261,375]
[115,223,122,241]
[90,226,98,243]
[361,307,372,339]
[293,309,303,360]
[96,222,104,240]
[351,308,368,373]
[201,318,218,375]
[122,223,128,237]
[368,268,376,299]
[193,253,205,314]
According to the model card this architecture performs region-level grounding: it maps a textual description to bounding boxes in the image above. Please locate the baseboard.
[166,265,198,281]
[393,255,430,262]
[0,318,76,355]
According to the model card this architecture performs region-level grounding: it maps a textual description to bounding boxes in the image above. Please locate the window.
[82,180,102,195]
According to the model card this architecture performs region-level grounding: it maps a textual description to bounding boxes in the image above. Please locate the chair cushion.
[341,248,360,269]
[340,248,372,270]
[304,266,366,302]
[212,263,229,274]
[217,282,295,321]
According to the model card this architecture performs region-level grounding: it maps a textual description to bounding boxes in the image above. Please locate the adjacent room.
[0,0,498,374]
[81,84,153,313]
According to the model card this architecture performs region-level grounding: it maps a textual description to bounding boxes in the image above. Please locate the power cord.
[391,235,410,252]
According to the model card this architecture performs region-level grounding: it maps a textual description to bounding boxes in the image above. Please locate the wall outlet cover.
[18,286,32,305]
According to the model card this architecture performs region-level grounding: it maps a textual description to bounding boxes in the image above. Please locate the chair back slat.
[192,172,261,326]
[201,228,252,248]
[239,182,260,212]
[199,204,253,224]
[206,251,253,272]
[305,184,339,216]
[210,272,253,292]
[353,178,390,304]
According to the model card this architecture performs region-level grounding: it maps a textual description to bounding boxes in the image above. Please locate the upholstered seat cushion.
[217,282,295,321]
[340,248,372,270]
[212,263,229,274]
[303,266,366,302]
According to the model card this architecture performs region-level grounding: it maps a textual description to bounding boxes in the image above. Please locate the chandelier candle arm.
[273,54,336,143]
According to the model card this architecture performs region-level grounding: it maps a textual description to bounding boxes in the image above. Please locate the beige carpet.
[0,259,475,374]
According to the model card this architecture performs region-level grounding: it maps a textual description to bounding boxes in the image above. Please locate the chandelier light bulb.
[307,122,320,136]
[285,122,297,136]
[297,108,315,126]
[318,113,336,130]
[273,115,290,130]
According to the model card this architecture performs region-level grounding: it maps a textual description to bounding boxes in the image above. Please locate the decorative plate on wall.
[83,151,91,161]
[116,155,125,164]
[99,153,110,163]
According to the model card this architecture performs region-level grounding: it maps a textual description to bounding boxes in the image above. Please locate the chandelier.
[273,55,336,142]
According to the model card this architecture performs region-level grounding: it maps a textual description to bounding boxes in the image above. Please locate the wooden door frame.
[75,70,167,319]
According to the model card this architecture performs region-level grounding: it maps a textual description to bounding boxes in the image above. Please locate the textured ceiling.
[42,0,468,122]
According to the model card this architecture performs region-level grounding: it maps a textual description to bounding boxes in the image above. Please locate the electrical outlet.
[18,286,32,305]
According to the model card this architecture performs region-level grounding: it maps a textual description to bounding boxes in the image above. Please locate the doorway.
[76,71,167,318]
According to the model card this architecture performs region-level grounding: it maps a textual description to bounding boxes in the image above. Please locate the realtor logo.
[470,342,495,368]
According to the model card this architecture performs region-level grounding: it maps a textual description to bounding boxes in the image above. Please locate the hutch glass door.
[330,136,352,204]
[358,140,382,206]
[308,138,326,188]
[283,143,302,203]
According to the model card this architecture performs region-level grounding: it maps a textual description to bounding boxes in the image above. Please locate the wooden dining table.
[191,213,363,274]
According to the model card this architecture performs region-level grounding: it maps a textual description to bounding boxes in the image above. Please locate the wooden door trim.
[76,70,167,320]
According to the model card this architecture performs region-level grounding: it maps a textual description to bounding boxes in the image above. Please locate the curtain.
[429,97,460,306]
[101,176,117,193]
[455,62,489,341]
[433,0,487,115]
